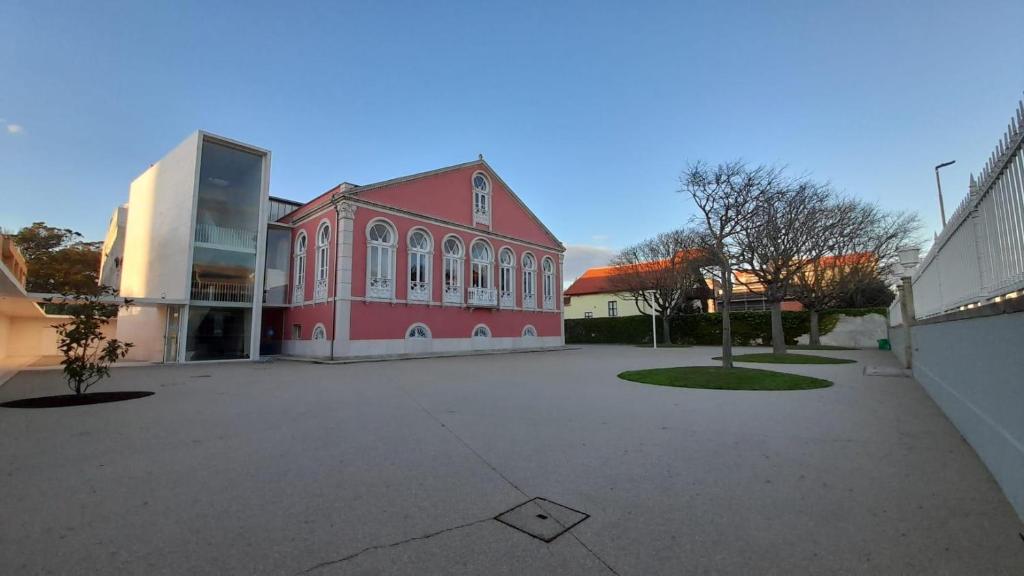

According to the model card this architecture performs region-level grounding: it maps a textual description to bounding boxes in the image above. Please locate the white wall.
[0,314,9,358]
[120,133,199,302]
[284,336,563,359]
[116,305,166,362]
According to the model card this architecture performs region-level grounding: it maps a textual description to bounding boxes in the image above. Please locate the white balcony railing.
[522,293,536,309]
[468,287,497,307]
[409,281,430,302]
[314,277,328,301]
[543,294,555,310]
[292,284,304,304]
[443,285,462,304]
[368,277,393,300]
[499,290,514,308]
[194,223,257,252]
[192,279,253,303]
[473,206,490,225]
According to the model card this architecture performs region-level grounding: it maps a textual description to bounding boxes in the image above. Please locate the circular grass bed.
[712,353,856,365]
[617,366,832,391]
[0,391,154,409]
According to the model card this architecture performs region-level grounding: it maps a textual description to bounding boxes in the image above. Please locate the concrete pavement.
[1,346,1021,574]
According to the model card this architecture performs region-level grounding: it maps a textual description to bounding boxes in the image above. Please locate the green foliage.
[12,222,102,294]
[46,287,133,395]
[617,366,832,390]
[565,308,887,345]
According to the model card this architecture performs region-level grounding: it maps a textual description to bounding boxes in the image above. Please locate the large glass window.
[522,253,536,308]
[443,236,464,304]
[408,229,431,302]
[542,257,555,309]
[263,226,290,305]
[314,222,330,301]
[293,232,307,304]
[470,241,493,289]
[185,306,252,361]
[499,248,515,307]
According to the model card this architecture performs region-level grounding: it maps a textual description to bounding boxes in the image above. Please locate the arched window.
[407,229,432,302]
[472,172,490,225]
[522,325,537,337]
[472,324,491,338]
[522,252,536,309]
[406,323,431,339]
[468,240,495,306]
[311,324,326,340]
[314,221,330,301]
[442,235,464,304]
[499,247,515,307]
[293,232,307,304]
[366,220,396,300]
[542,257,555,309]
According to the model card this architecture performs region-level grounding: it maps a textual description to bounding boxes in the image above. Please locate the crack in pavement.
[297,517,494,574]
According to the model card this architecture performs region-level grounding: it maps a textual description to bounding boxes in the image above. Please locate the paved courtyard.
[1,346,1022,575]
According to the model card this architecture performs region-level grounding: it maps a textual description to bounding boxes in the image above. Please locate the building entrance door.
[163,306,182,363]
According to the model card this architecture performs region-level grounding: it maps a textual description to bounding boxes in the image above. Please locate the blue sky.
[2,0,1023,280]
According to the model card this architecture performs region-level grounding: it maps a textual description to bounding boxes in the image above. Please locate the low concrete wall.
[888,323,908,367]
[797,313,887,348]
[909,309,1024,521]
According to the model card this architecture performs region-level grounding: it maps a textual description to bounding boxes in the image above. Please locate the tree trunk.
[721,265,733,369]
[662,314,671,345]
[770,300,786,355]
[809,309,820,346]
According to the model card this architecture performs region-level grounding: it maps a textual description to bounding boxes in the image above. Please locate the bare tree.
[792,203,921,344]
[609,229,712,344]
[733,179,851,354]
[681,161,784,368]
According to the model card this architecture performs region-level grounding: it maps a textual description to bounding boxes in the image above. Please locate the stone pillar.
[898,276,916,369]
[558,252,565,345]
[332,201,357,358]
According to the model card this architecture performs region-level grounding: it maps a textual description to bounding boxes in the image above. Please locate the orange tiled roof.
[565,250,704,296]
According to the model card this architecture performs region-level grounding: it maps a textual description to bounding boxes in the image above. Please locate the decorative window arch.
[407,228,432,302]
[293,231,307,304]
[521,252,536,309]
[406,323,431,339]
[471,324,491,338]
[470,239,493,289]
[522,325,537,337]
[499,247,515,307]
[542,256,556,310]
[442,235,464,304]
[472,172,490,225]
[314,220,331,301]
[311,323,327,340]
[366,219,396,300]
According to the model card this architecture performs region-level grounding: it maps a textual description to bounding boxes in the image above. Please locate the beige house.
[563,265,648,319]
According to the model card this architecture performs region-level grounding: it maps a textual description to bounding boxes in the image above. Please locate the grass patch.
[618,366,832,391]
[714,353,856,364]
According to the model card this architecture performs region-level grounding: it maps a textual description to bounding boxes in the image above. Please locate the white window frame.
[471,324,491,338]
[406,322,431,339]
[522,325,537,337]
[314,220,331,302]
[607,300,618,317]
[499,247,515,308]
[542,257,555,310]
[293,232,307,304]
[407,228,432,303]
[468,239,496,307]
[311,323,327,340]
[522,252,536,309]
[442,234,464,304]
[366,219,397,300]
[472,171,491,225]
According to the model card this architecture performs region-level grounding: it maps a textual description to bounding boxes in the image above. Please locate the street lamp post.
[934,160,956,227]
[649,290,657,349]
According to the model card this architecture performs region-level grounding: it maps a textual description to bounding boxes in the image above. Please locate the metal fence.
[895,96,1024,321]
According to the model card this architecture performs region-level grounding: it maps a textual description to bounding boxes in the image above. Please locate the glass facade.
[263,226,291,305]
[186,138,265,360]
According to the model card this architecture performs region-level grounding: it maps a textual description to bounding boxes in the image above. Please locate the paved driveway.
[1,346,1022,575]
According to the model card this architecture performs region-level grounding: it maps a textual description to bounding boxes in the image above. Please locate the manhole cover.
[495,497,589,543]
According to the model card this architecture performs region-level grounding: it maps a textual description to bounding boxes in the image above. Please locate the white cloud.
[563,244,616,287]
[591,234,609,242]
[6,124,24,135]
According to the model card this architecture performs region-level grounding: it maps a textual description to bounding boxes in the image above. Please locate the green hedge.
[564,308,887,346]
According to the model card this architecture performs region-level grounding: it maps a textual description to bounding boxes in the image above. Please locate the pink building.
[269,159,565,358]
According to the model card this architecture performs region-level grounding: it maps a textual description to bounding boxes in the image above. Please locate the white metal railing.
[522,293,535,309]
[911,96,1024,319]
[368,277,393,300]
[292,284,304,304]
[468,287,497,307]
[499,290,514,308]
[443,285,462,304]
[408,281,430,302]
[543,294,555,310]
[473,205,491,225]
[314,277,328,301]
[194,223,257,252]
[192,279,253,303]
